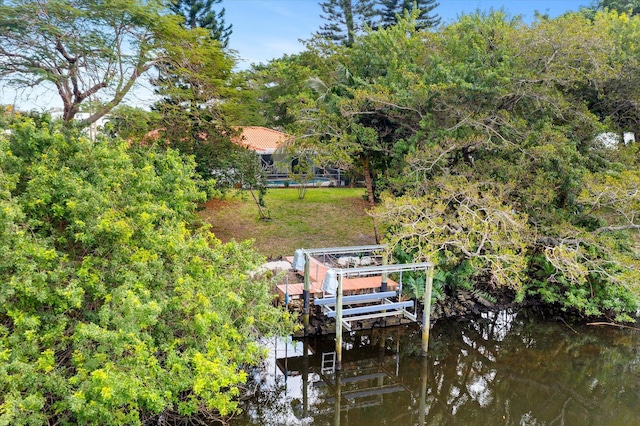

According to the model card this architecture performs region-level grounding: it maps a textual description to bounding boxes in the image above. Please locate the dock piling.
[419,355,428,425]
[421,267,434,356]
[303,252,310,335]
[381,254,388,292]
[335,274,343,370]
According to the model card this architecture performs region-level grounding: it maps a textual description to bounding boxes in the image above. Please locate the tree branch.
[594,224,640,234]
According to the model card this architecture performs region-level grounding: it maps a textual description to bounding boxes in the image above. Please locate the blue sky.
[1,0,590,111]
[225,0,589,68]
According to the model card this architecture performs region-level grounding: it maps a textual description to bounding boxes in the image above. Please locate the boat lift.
[324,263,435,370]
[293,245,434,369]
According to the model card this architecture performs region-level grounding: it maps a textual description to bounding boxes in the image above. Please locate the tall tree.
[377,0,441,29]
[241,47,337,129]
[0,0,200,126]
[170,0,232,47]
[0,113,293,424]
[598,0,640,14]
[317,0,377,46]
[151,29,235,175]
[580,0,640,17]
[148,11,266,198]
[296,11,640,321]
[371,11,640,321]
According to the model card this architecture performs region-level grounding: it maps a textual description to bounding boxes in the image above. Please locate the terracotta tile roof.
[232,126,291,154]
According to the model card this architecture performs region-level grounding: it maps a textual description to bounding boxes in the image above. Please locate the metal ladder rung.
[314,291,398,306]
[326,300,414,318]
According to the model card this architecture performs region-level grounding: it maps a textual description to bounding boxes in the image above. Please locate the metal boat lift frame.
[294,245,435,369]
[315,291,417,330]
[328,263,435,370]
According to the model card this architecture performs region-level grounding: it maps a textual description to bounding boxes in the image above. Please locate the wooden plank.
[275,282,323,300]
[281,255,398,297]
[342,276,398,293]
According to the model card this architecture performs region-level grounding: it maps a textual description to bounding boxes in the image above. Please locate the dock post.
[419,355,428,425]
[421,266,434,356]
[334,370,342,426]
[302,338,309,417]
[381,253,388,292]
[303,252,310,335]
[335,273,343,370]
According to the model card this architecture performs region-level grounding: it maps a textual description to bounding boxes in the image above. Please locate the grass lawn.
[199,187,377,259]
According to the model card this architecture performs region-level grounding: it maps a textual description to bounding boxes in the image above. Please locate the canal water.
[235,309,640,425]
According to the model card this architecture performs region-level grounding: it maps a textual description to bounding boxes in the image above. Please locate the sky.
[224,0,589,68]
[1,0,589,111]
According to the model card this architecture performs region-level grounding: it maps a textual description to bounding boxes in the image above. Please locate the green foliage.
[392,248,445,302]
[317,0,377,46]
[170,0,232,47]
[288,154,315,199]
[146,17,270,202]
[342,11,640,320]
[213,8,640,322]
[0,0,190,126]
[581,0,640,17]
[104,106,160,141]
[0,115,293,424]
[377,0,440,30]
[242,51,331,129]
[294,12,441,207]
[316,0,440,45]
[378,177,531,294]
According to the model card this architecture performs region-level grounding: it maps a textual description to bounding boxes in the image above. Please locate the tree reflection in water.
[237,309,640,425]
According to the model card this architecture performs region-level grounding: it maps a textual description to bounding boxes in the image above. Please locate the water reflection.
[237,309,640,425]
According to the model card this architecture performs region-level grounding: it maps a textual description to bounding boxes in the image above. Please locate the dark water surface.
[235,309,640,425]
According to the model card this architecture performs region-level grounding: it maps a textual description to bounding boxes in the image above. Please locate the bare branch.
[595,224,640,234]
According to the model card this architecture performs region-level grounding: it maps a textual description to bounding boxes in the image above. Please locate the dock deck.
[276,256,397,301]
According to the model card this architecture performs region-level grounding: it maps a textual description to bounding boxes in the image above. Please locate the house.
[232,126,292,178]
[233,126,345,186]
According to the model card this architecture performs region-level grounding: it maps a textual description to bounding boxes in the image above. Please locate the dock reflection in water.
[237,309,640,425]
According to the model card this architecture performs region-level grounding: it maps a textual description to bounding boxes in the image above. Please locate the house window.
[261,154,273,167]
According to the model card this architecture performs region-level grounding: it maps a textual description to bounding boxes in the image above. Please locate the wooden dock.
[276,256,397,301]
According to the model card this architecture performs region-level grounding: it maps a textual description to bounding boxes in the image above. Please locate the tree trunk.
[343,0,355,46]
[362,156,381,243]
[249,188,269,220]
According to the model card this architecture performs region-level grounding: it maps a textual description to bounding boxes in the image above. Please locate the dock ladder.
[321,351,336,374]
